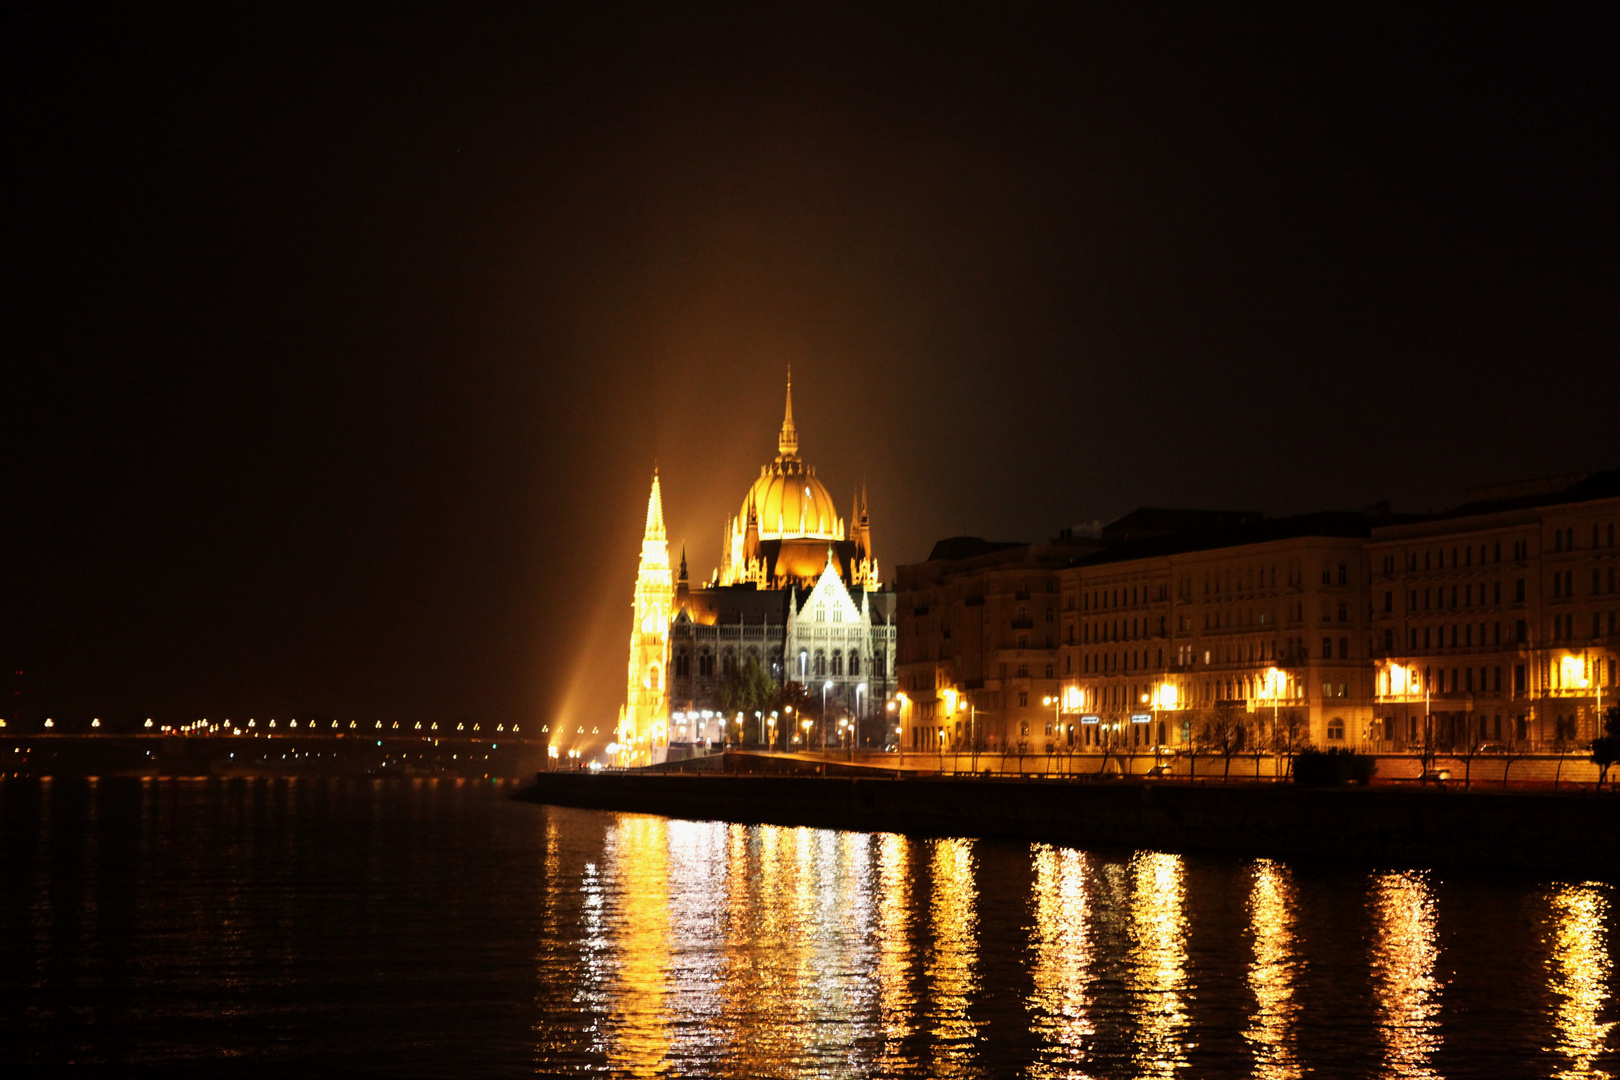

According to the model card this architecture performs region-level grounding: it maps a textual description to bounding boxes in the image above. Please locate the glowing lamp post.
[822,680,834,751]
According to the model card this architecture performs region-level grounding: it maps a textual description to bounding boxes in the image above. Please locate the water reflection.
[1244,859,1300,1080]
[1127,851,1189,1078]
[873,832,917,1073]
[1028,844,1094,1078]
[604,815,671,1076]
[927,837,981,1078]
[1370,870,1441,1080]
[1546,882,1614,1080]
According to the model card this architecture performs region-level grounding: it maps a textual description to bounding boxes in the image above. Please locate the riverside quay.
[895,469,1619,783]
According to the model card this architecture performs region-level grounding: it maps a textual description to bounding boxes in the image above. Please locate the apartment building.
[1058,514,1379,754]
[1367,472,1620,751]
[897,469,1619,764]
[893,537,1093,751]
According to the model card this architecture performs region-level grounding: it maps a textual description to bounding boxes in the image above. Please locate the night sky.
[9,6,1618,737]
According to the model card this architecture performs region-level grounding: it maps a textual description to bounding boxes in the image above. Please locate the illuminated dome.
[713,372,879,592]
[738,375,841,540]
[742,462,841,540]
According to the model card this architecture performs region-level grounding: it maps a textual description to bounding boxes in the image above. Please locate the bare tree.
[1452,712,1486,790]
[1589,704,1620,792]
[1203,706,1247,783]
[1271,707,1311,781]
[1500,740,1530,790]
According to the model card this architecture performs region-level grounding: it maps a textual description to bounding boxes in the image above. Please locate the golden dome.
[742,460,842,540]
[737,373,843,541]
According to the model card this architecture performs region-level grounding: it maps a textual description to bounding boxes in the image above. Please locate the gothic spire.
[643,470,666,542]
[777,366,799,457]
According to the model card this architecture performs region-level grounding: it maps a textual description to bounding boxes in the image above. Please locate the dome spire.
[777,366,798,458]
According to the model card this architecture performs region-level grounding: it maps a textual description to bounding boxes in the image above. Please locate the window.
[1322,637,1334,659]
[814,651,826,677]
[1045,664,1054,679]
[1384,591,1393,613]
[1338,601,1349,622]
[849,653,860,677]
[1515,578,1525,602]
[1338,564,1348,585]
[1322,568,1332,585]
[1018,692,1029,708]
[700,650,716,677]
[831,650,843,676]
[1339,637,1349,660]
[1327,718,1345,741]
[1017,663,1029,678]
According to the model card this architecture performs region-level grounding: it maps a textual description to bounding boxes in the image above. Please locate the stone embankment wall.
[516,770,1620,875]
[802,749,1607,787]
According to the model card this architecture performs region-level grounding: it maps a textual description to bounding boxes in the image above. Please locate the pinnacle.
[643,471,666,542]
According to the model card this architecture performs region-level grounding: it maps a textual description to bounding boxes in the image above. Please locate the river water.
[2,777,1614,1078]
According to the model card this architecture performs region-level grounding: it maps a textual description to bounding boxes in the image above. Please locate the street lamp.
[822,680,834,751]
[856,682,867,748]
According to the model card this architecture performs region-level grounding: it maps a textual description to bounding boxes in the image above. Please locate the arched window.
[647,663,661,690]
[698,649,714,677]
[849,652,860,677]
[723,649,737,676]
[831,650,843,676]
[814,650,827,677]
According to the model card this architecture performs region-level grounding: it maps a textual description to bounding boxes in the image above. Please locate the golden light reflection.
[1546,882,1615,1080]
[1244,859,1300,1080]
[1370,870,1441,1080]
[928,837,981,1078]
[606,815,671,1077]
[1028,844,1093,1078]
[876,832,916,1072]
[1127,851,1189,1079]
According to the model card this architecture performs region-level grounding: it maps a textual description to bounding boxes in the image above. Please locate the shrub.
[1292,747,1376,786]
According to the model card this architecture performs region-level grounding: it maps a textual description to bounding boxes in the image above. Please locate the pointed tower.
[778,365,798,458]
[675,544,690,609]
[622,471,673,765]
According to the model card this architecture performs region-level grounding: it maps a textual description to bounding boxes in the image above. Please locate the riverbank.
[515,765,1620,874]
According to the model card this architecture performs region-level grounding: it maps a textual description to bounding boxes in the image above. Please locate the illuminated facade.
[619,472,673,764]
[1366,471,1620,751]
[894,538,1088,752]
[626,376,896,753]
[895,470,1619,763]
[1058,515,1376,754]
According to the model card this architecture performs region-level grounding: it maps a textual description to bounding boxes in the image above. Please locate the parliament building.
[618,378,896,764]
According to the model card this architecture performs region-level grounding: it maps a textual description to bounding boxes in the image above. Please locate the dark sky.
[8,5,1618,735]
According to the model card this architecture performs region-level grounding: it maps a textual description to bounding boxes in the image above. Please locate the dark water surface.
[2,778,1615,1078]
